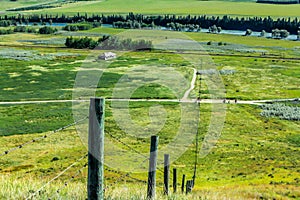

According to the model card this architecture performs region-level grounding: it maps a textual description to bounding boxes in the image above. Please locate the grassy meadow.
[0,102,299,199]
[1,0,299,18]
[0,9,299,200]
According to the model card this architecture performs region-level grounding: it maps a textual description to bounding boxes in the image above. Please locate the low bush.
[38,26,57,34]
[63,22,101,32]
[260,103,300,121]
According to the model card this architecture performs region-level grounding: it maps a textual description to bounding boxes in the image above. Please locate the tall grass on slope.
[0,175,87,200]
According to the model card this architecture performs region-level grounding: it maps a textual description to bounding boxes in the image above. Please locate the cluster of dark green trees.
[0,29,14,35]
[1,13,300,34]
[65,35,153,50]
[271,29,290,39]
[208,25,222,33]
[166,22,202,32]
[0,26,57,35]
[0,20,14,27]
[13,26,37,33]
[113,21,155,29]
[38,26,57,34]
[65,37,98,49]
[246,28,291,38]
[63,22,101,31]
[257,0,300,4]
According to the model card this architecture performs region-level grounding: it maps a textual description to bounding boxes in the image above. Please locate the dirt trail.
[182,68,197,100]
[0,98,297,105]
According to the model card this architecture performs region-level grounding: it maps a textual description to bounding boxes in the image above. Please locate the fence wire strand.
[0,116,88,157]
[102,157,149,196]
[26,153,88,200]
[48,161,88,199]
[105,131,149,159]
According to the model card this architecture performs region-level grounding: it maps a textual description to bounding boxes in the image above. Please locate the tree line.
[0,26,57,35]
[63,22,102,31]
[65,35,153,50]
[1,13,300,34]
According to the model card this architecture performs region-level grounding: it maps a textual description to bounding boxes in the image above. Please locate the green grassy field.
[12,0,300,18]
[0,103,299,199]
[0,0,53,11]
[0,25,299,199]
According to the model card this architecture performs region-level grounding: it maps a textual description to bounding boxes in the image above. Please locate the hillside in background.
[1,0,300,17]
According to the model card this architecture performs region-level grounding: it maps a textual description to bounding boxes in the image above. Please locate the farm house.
[98,52,117,60]
[257,0,299,4]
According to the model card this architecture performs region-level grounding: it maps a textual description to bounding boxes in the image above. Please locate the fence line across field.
[1,97,200,199]
[26,153,88,200]
[105,131,149,160]
[105,129,166,175]
[105,157,150,191]
[0,116,88,157]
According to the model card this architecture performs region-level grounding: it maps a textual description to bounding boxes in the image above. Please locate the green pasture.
[0,0,51,11]
[0,29,299,102]
[212,56,300,100]
[0,26,299,199]
[11,0,300,18]
[0,102,299,199]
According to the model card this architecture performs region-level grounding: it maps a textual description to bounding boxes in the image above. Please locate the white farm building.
[98,52,117,60]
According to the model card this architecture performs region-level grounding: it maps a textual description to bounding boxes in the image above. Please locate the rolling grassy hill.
[0,0,299,197]
[1,0,300,18]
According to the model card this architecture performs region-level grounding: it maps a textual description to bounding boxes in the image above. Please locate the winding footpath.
[182,68,197,100]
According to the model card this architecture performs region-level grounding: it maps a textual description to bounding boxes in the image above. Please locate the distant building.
[98,52,116,60]
[257,0,299,4]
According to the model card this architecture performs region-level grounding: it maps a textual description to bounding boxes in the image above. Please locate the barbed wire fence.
[48,160,89,200]
[0,116,88,157]
[0,116,88,199]
[1,99,200,199]
[26,154,88,200]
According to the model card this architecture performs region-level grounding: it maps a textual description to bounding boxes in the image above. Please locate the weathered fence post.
[173,168,177,193]
[163,154,170,195]
[186,180,193,194]
[181,174,185,193]
[88,98,105,200]
[147,135,159,199]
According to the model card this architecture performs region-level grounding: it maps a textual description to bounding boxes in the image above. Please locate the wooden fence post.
[147,136,159,199]
[186,180,193,194]
[181,174,185,193]
[88,98,105,200]
[163,154,170,195]
[173,168,177,193]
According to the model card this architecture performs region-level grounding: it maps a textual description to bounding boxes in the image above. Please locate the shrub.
[260,103,300,121]
[219,69,236,75]
[0,20,13,27]
[245,29,252,36]
[0,29,13,35]
[13,26,26,32]
[63,23,99,32]
[39,26,57,34]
